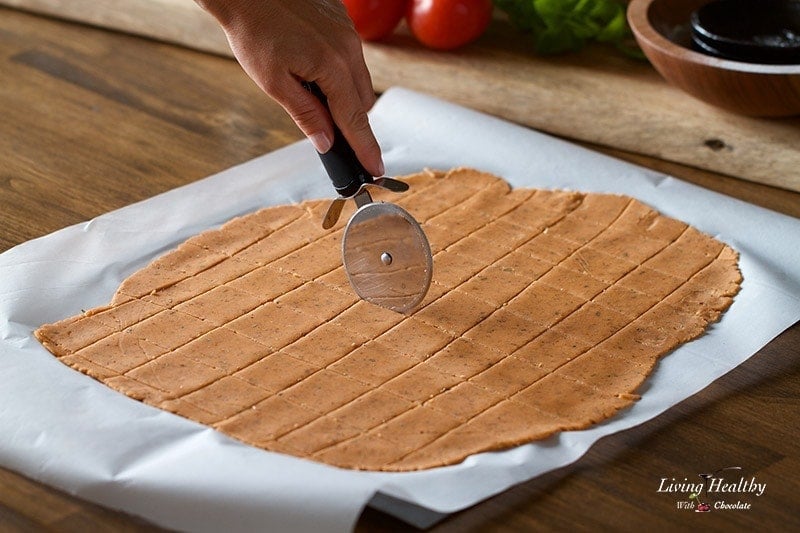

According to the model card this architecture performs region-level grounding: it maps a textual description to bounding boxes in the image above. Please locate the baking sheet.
[1,88,799,532]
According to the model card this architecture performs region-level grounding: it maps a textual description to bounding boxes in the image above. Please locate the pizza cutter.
[303,82,432,313]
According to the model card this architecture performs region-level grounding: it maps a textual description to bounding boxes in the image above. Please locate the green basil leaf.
[494,0,643,57]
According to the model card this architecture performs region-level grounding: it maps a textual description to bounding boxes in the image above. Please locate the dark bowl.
[627,0,800,117]
[690,0,800,64]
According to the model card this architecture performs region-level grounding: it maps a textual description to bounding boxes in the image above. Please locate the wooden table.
[2,8,798,531]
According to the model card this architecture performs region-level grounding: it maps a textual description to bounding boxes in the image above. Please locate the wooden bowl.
[627,0,800,117]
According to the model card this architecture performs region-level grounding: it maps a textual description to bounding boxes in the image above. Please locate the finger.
[352,57,377,111]
[318,77,384,177]
[270,75,335,154]
[344,38,377,111]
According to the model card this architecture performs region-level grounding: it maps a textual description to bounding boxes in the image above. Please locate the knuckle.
[289,104,321,129]
[327,53,351,77]
[256,62,287,97]
[344,33,364,54]
[261,76,282,97]
[346,108,371,133]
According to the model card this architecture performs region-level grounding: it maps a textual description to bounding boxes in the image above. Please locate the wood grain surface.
[3,0,800,192]
[1,8,798,532]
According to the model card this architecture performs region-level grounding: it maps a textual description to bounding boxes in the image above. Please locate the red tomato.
[342,0,409,41]
[406,0,493,50]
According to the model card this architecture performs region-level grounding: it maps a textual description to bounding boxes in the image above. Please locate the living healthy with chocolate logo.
[658,467,767,512]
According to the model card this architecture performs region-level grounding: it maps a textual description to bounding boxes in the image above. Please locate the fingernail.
[376,158,385,177]
[309,132,332,154]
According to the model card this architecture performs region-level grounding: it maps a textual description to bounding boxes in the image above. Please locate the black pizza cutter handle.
[302,81,374,198]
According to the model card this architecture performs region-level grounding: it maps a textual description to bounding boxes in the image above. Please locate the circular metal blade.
[342,202,432,313]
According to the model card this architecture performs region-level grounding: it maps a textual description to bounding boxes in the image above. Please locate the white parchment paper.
[1,88,799,532]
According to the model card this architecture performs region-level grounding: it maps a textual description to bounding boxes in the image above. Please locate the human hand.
[196,0,384,176]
